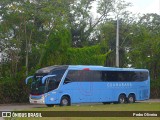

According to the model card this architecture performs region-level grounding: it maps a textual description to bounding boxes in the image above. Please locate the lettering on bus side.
[107,83,132,87]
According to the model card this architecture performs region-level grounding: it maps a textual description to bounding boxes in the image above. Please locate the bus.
[25,65,150,106]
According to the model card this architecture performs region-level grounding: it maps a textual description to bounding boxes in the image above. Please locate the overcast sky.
[91,0,160,19]
[125,0,160,14]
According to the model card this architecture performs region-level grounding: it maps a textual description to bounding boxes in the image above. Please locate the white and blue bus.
[25,65,150,106]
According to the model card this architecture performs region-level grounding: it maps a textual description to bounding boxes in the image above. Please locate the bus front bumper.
[29,95,45,104]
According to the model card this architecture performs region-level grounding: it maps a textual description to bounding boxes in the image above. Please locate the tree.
[0,0,72,77]
[69,0,119,47]
[128,13,160,80]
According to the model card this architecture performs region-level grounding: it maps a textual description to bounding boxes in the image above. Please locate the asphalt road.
[0,104,46,111]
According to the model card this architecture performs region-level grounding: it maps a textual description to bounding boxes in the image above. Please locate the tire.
[60,96,70,106]
[46,104,54,107]
[118,94,126,104]
[128,94,135,103]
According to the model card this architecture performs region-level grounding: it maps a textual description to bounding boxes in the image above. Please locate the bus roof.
[68,65,148,71]
[35,65,148,74]
[36,65,68,73]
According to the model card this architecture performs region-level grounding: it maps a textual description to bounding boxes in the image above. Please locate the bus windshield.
[30,68,67,95]
[30,77,45,95]
[30,76,60,95]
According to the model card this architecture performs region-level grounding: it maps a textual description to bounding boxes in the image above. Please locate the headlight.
[41,95,44,99]
[50,98,54,101]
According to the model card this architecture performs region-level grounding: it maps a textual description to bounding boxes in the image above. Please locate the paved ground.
[137,99,160,103]
[0,104,46,111]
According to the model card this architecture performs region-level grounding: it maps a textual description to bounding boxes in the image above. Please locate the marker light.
[83,68,90,71]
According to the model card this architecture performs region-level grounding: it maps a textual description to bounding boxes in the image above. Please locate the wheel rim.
[62,98,68,106]
[129,96,134,103]
[120,97,125,103]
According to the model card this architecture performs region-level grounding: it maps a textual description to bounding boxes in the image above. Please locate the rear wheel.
[128,94,135,103]
[118,94,126,104]
[60,96,70,106]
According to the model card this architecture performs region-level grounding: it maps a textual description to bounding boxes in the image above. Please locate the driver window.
[47,79,59,91]
[64,77,71,84]
[48,80,55,91]
[64,70,75,84]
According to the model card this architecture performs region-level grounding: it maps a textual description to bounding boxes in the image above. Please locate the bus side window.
[101,71,107,81]
[64,70,77,84]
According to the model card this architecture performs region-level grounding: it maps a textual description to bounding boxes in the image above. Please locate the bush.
[150,80,160,98]
[0,79,30,104]
[67,45,109,65]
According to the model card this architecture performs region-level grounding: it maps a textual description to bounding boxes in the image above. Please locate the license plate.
[34,101,37,103]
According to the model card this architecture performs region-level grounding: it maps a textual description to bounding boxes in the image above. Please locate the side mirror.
[25,76,34,84]
[42,75,56,84]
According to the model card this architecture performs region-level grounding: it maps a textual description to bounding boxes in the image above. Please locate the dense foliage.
[0,0,160,103]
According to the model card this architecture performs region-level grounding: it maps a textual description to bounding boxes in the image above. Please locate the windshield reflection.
[30,76,60,95]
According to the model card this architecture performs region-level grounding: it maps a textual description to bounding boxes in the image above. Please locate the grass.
[5,102,160,120]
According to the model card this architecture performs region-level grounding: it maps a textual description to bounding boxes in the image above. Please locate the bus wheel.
[60,96,70,106]
[118,94,126,104]
[128,94,135,103]
[46,104,54,107]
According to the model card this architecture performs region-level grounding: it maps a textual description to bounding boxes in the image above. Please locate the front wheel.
[60,96,70,106]
[118,94,126,104]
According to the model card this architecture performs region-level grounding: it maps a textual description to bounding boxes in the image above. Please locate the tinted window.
[66,70,102,82]
[66,70,148,82]
[51,69,66,81]
[47,79,59,92]
[30,77,45,95]
[102,71,148,82]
